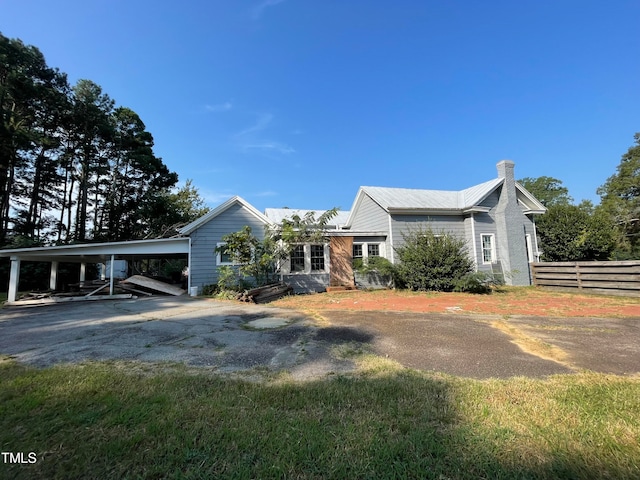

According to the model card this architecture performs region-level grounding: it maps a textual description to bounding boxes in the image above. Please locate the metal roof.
[264,208,351,227]
[362,178,504,211]
[0,237,190,263]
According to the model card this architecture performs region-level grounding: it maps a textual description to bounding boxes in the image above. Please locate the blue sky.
[2,0,639,212]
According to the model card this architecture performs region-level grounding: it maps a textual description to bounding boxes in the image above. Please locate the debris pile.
[236,283,293,304]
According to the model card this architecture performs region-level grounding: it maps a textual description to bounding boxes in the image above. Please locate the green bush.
[453,271,503,294]
[201,284,218,296]
[353,256,396,277]
[394,228,474,291]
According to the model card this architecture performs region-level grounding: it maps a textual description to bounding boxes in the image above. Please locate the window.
[216,242,234,265]
[352,244,363,265]
[353,242,383,267]
[481,234,495,264]
[290,245,305,272]
[310,245,325,271]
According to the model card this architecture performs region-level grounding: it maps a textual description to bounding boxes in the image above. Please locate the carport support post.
[109,254,115,295]
[50,261,58,291]
[8,256,20,303]
[79,262,86,285]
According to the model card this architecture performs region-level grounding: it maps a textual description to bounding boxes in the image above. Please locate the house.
[0,160,545,302]
[180,160,545,292]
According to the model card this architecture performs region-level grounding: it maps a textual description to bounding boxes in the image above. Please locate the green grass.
[1,359,639,479]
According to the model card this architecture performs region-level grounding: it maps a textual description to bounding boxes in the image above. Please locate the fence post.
[576,264,582,291]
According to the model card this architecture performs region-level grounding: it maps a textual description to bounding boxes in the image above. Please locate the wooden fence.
[531,261,640,297]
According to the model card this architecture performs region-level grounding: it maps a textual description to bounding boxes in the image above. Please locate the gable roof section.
[345,178,506,226]
[179,196,272,235]
[264,208,351,228]
[515,182,547,213]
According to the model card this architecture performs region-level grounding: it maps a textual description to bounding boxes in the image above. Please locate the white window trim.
[216,242,236,266]
[480,234,496,265]
[525,234,534,263]
[353,242,386,263]
[282,243,330,275]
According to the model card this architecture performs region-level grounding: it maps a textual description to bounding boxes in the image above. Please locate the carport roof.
[0,237,190,263]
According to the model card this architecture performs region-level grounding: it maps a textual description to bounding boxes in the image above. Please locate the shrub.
[201,284,218,296]
[453,271,503,294]
[353,256,396,277]
[394,228,474,291]
[217,266,239,292]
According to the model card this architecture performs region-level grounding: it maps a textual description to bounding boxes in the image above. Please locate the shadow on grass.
[1,361,638,479]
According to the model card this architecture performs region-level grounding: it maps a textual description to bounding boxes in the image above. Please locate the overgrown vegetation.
[453,271,504,294]
[519,133,640,260]
[1,360,639,479]
[216,209,339,289]
[394,228,474,292]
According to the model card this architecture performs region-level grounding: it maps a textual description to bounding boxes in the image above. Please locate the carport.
[0,237,191,303]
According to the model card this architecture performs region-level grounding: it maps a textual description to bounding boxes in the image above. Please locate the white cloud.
[205,102,232,112]
[251,0,286,19]
[242,142,295,154]
[235,113,273,137]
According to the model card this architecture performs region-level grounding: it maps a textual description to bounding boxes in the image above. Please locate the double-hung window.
[353,242,382,266]
[290,245,305,272]
[310,245,325,271]
[481,234,496,264]
[352,244,363,266]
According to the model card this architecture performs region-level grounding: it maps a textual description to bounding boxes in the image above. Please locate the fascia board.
[179,196,272,235]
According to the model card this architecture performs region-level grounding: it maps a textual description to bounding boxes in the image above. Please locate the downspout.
[470,213,478,271]
[532,217,541,262]
[188,236,192,293]
[388,214,394,263]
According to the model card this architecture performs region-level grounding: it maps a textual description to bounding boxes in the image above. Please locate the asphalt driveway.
[1,296,638,379]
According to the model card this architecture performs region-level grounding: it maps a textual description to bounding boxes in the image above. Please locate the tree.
[394,228,474,291]
[0,33,181,246]
[67,79,115,241]
[142,180,208,238]
[597,133,640,259]
[518,176,573,207]
[0,33,69,244]
[536,204,616,261]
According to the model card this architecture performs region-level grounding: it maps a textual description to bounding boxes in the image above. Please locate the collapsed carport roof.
[0,237,190,263]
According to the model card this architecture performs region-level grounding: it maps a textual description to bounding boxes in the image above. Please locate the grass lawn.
[272,286,640,318]
[1,357,639,479]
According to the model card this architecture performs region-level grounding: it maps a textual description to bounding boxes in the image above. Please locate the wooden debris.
[120,275,186,296]
[237,283,293,304]
[7,294,135,306]
[85,283,110,297]
[117,283,154,296]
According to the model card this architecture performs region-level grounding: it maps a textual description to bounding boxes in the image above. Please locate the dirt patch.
[272,288,640,318]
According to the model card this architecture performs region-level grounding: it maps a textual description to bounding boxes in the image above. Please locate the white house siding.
[389,214,467,257]
[189,203,267,290]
